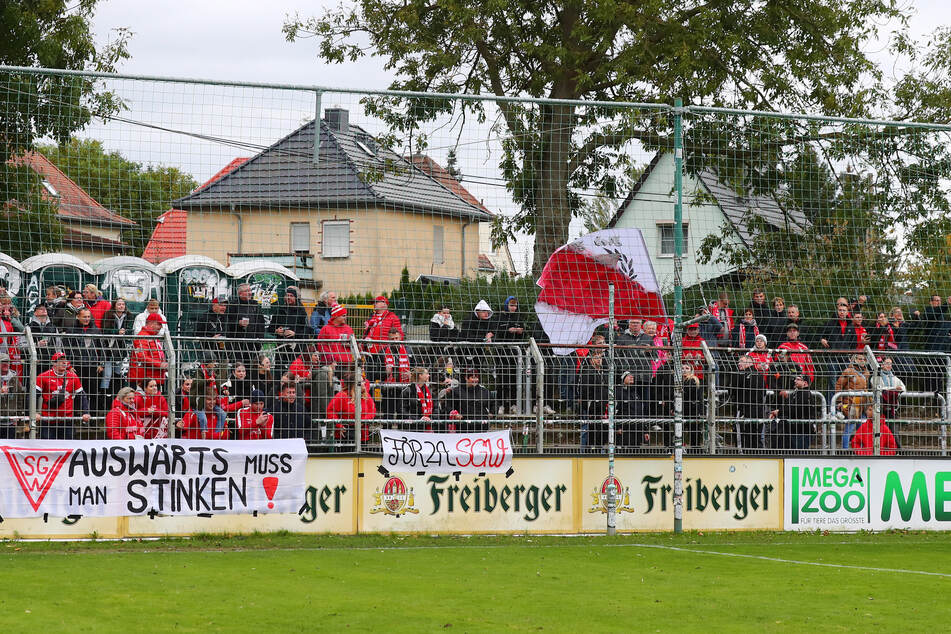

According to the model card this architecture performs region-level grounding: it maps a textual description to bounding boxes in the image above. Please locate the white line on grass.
[623,543,951,578]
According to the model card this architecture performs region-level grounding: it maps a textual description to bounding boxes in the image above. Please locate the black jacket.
[728,367,767,419]
[442,383,494,420]
[400,383,435,420]
[577,359,608,419]
[269,302,308,339]
[63,323,103,367]
[197,308,228,339]
[820,317,855,350]
[271,397,312,440]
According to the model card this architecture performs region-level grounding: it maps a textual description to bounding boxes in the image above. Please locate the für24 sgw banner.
[785,459,951,531]
[0,439,307,518]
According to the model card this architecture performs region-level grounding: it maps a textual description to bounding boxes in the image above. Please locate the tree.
[579,194,618,236]
[39,139,198,254]
[0,1,129,258]
[285,0,910,275]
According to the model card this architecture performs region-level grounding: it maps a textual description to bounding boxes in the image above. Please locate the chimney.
[324,108,349,133]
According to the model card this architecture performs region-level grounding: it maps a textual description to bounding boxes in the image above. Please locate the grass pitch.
[1,531,949,632]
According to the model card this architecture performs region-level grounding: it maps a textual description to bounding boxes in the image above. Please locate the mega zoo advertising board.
[784,459,951,531]
[0,457,784,537]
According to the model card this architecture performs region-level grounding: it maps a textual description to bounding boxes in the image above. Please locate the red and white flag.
[535,228,667,354]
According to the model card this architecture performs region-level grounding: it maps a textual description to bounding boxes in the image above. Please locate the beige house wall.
[61,224,127,264]
[185,207,481,296]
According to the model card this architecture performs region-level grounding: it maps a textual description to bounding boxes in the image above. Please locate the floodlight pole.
[607,283,617,536]
[673,98,685,534]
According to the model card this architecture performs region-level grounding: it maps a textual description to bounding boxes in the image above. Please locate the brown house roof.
[13,151,136,228]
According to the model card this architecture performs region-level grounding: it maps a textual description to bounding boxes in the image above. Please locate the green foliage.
[286,0,909,275]
[0,0,129,259]
[579,194,620,235]
[341,269,539,327]
[38,139,198,254]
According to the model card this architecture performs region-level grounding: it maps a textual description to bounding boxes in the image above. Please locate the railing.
[9,329,951,456]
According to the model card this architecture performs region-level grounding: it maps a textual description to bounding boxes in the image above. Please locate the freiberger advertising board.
[785,459,951,531]
[581,458,783,531]
[359,458,573,533]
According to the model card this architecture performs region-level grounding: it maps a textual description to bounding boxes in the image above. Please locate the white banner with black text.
[379,430,513,474]
[0,439,307,518]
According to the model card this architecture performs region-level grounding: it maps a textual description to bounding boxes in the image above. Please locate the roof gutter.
[232,204,242,254]
[461,219,476,277]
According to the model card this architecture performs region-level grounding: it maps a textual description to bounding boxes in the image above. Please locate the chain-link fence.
[3,65,951,457]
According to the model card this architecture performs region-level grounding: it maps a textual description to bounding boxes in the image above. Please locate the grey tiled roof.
[174,120,492,221]
[695,169,809,247]
[609,152,810,246]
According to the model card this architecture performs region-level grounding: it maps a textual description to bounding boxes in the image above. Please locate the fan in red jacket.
[317,304,354,366]
[363,295,403,353]
[851,414,898,455]
[177,410,231,440]
[777,324,816,384]
[327,373,376,443]
[34,352,89,439]
[83,284,112,328]
[236,390,274,440]
[682,323,705,379]
[130,313,168,387]
[106,387,143,440]
[134,378,170,439]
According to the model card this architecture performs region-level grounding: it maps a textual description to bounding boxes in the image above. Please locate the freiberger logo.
[1,446,73,512]
[370,476,419,517]
[588,476,635,514]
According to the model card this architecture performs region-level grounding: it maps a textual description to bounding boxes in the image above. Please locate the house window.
[433,226,444,265]
[229,253,315,281]
[290,222,310,253]
[41,180,59,197]
[658,223,688,257]
[322,220,351,259]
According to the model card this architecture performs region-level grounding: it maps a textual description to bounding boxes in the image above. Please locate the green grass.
[1,531,950,632]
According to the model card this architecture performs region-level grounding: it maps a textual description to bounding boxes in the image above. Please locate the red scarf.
[877,324,897,350]
[854,325,867,349]
[737,323,759,348]
[415,383,433,417]
[384,345,410,383]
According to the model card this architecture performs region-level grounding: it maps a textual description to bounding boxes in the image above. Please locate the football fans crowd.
[1,283,949,455]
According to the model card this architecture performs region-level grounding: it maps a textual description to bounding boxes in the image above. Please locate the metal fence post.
[672,97,685,533]
[350,335,362,453]
[865,346,880,456]
[25,327,37,440]
[701,341,717,455]
[529,338,545,454]
[165,330,177,439]
[515,345,524,416]
[606,284,617,536]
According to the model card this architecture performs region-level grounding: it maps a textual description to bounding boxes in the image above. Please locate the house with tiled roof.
[172,108,494,296]
[410,154,515,279]
[608,152,809,294]
[13,152,136,261]
[142,158,250,264]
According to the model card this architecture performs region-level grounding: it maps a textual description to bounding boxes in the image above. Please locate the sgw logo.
[1,446,73,512]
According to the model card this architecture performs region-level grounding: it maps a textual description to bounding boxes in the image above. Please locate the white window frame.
[657,222,689,258]
[433,225,445,265]
[290,222,310,253]
[322,220,351,259]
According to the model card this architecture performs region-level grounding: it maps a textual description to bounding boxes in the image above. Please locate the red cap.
[330,303,347,318]
[146,312,166,324]
[52,351,67,362]
[374,295,388,305]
